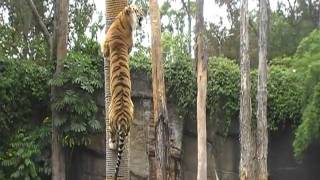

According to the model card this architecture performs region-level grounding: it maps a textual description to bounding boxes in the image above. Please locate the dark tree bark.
[239,0,256,179]
[51,0,69,180]
[256,0,269,179]
[150,0,170,179]
[26,0,67,179]
[195,0,208,179]
[103,0,129,179]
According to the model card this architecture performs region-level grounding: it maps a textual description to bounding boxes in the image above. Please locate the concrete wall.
[269,128,320,180]
[69,71,320,180]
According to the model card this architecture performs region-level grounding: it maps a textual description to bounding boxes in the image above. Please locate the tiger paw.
[108,138,117,150]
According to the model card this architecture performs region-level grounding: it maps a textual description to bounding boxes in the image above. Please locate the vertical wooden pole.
[256,0,269,179]
[195,0,208,179]
[239,0,256,179]
[150,0,170,179]
[103,0,129,179]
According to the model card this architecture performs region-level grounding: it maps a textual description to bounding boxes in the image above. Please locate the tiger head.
[124,4,144,30]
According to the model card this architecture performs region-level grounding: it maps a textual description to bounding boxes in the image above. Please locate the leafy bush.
[0,123,51,179]
[164,55,302,134]
[0,1,105,177]
[207,57,240,133]
[293,63,320,158]
[49,51,104,147]
[0,58,50,136]
[296,30,320,57]
[0,57,51,179]
[293,82,320,159]
[165,55,196,118]
[270,29,320,158]
[130,44,151,73]
[266,66,303,130]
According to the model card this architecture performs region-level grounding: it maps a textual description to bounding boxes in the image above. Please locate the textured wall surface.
[69,71,320,180]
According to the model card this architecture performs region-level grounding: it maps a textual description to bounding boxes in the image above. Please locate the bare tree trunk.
[103,0,129,179]
[239,0,256,179]
[150,0,170,179]
[195,0,208,179]
[256,0,269,179]
[51,0,69,179]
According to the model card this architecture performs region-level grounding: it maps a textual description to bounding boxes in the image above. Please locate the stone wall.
[69,71,320,180]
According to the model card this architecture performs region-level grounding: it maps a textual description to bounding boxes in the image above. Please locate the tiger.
[100,4,144,179]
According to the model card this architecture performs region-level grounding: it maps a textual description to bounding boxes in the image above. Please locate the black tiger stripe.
[101,4,144,180]
[114,124,126,179]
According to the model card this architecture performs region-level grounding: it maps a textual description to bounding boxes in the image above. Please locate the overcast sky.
[93,0,289,46]
[93,0,284,24]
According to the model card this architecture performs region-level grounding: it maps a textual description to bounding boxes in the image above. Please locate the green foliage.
[50,1,105,147]
[130,44,151,73]
[134,31,306,134]
[292,59,320,158]
[160,2,187,33]
[0,55,50,179]
[265,66,303,130]
[296,30,320,57]
[293,83,320,159]
[163,53,302,134]
[0,0,105,177]
[162,32,190,62]
[49,50,104,147]
[69,0,96,36]
[165,56,196,116]
[269,13,298,58]
[268,9,317,60]
[0,24,48,62]
[274,29,320,159]
[207,57,240,133]
[0,123,51,179]
[0,58,50,136]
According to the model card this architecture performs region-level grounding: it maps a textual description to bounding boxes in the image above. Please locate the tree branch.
[181,0,190,16]
[26,0,52,47]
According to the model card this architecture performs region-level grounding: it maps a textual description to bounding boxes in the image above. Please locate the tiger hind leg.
[109,137,117,150]
[108,127,117,150]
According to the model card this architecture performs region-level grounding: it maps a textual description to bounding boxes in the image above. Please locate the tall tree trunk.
[51,0,69,180]
[256,0,269,179]
[195,0,208,180]
[103,0,129,179]
[150,0,170,179]
[239,0,256,179]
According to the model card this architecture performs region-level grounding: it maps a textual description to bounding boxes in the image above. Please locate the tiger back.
[100,4,144,179]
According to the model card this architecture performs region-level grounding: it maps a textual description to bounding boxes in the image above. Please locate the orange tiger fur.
[100,4,143,179]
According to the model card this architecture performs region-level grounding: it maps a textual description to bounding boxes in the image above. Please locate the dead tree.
[239,0,256,179]
[150,0,170,179]
[256,0,270,179]
[195,0,208,179]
